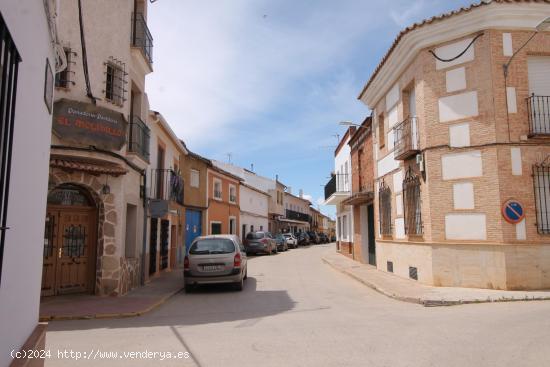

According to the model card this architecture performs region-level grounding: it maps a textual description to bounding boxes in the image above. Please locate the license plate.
[202,265,223,272]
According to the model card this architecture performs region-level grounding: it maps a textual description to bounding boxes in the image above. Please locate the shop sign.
[53,99,127,151]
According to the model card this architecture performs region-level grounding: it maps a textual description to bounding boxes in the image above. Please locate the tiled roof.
[358,0,550,100]
[50,156,128,176]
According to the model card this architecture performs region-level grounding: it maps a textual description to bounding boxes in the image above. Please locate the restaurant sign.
[53,99,127,151]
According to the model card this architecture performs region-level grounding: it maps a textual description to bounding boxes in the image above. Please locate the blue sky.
[146,0,474,219]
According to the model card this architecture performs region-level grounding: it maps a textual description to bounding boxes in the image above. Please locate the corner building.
[359,1,550,290]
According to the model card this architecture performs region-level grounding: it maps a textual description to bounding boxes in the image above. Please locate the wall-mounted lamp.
[102,175,110,195]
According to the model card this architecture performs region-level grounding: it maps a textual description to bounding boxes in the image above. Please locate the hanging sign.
[501,199,525,224]
[52,99,127,151]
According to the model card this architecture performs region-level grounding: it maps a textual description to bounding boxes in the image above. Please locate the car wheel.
[234,277,244,291]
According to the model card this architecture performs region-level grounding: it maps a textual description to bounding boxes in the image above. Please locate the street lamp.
[503,16,550,77]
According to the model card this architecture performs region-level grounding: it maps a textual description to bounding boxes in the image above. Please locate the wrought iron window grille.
[533,162,550,234]
[403,167,423,235]
[103,57,127,106]
[378,180,392,236]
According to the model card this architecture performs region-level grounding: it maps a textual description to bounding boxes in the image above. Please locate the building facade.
[0,1,55,365]
[282,191,311,233]
[359,1,550,290]
[44,0,153,297]
[146,111,186,277]
[324,128,355,253]
[240,183,270,239]
[206,167,241,236]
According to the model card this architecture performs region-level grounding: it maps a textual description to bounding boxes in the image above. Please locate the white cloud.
[302,194,313,202]
[389,0,427,27]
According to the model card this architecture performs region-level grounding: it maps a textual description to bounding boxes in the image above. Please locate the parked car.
[282,233,298,248]
[318,233,329,243]
[296,232,310,246]
[307,231,321,244]
[244,231,277,255]
[184,235,248,292]
[274,233,288,252]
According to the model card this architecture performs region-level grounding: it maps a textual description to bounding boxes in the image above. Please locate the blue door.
[185,210,202,253]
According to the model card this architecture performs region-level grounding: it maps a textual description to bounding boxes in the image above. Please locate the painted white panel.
[528,56,550,96]
[388,106,398,129]
[435,38,475,70]
[438,91,479,122]
[395,218,405,239]
[393,170,403,192]
[506,87,517,113]
[453,182,474,209]
[446,67,466,92]
[396,194,403,216]
[516,218,527,240]
[441,151,482,180]
[445,214,487,240]
[511,147,522,176]
[449,122,470,147]
[503,33,513,57]
[386,83,399,111]
[377,152,400,178]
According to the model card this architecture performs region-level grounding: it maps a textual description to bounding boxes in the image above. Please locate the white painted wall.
[377,152,400,179]
[0,2,54,365]
[240,185,269,235]
[445,214,487,240]
[438,91,479,122]
[441,151,483,180]
[335,135,352,192]
[435,38,475,70]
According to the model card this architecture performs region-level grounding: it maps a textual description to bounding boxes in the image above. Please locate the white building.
[0,1,55,365]
[239,183,269,239]
[323,127,355,253]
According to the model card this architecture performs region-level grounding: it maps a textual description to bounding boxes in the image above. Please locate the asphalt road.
[45,244,550,367]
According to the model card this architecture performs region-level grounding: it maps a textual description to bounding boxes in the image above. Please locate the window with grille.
[55,48,73,88]
[378,180,392,236]
[403,168,423,235]
[213,179,222,200]
[0,13,21,284]
[534,163,550,234]
[229,185,237,203]
[104,59,126,106]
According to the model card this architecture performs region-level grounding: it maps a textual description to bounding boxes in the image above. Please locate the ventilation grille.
[409,266,418,280]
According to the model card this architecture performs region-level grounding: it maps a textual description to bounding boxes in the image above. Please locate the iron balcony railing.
[527,95,550,135]
[285,209,311,223]
[324,173,351,200]
[150,169,184,205]
[131,12,153,64]
[353,181,374,195]
[394,116,419,160]
[128,115,150,161]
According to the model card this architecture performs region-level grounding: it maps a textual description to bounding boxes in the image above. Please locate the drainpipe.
[140,170,148,286]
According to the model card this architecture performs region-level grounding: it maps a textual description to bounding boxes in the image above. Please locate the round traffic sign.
[501,200,525,224]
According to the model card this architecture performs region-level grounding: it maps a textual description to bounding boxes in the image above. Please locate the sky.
[146,0,474,219]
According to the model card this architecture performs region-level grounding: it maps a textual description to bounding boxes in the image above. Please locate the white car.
[282,233,298,249]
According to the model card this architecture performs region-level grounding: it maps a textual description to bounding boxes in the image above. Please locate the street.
[45,244,550,367]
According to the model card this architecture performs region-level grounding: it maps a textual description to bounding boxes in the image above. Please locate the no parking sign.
[501,200,525,224]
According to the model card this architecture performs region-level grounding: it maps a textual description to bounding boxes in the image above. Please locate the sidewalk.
[40,270,184,321]
[322,248,550,307]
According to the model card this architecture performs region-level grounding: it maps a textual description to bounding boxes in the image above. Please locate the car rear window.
[246,232,264,240]
[189,239,235,255]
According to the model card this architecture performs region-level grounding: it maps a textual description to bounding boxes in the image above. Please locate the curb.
[322,256,550,307]
[39,287,183,321]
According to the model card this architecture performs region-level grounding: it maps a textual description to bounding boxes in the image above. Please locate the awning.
[278,218,310,225]
[50,156,128,176]
[342,191,374,206]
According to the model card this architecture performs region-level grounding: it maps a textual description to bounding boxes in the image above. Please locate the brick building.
[358,1,550,290]
[206,166,242,236]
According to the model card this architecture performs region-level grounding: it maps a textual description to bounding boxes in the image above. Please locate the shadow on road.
[47,277,297,331]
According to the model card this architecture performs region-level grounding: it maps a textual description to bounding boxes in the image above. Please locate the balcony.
[342,182,375,206]
[150,169,184,205]
[527,95,550,136]
[285,209,311,223]
[131,12,153,65]
[323,173,351,205]
[127,115,150,161]
[394,116,419,160]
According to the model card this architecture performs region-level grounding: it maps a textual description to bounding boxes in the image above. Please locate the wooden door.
[41,208,96,296]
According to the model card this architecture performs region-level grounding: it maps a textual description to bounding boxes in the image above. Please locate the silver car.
[283,233,298,248]
[184,235,248,292]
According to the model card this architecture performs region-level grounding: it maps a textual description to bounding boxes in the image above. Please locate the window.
[378,114,385,148]
[0,15,21,284]
[379,180,392,236]
[403,168,422,235]
[229,185,237,203]
[229,217,236,235]
[534,163,550,234]
[342,215,348,239]
[213,179,222,200]
[210,222,222,235]
[105,59,126,106]
[190,169,199,188]
[55,48,73,89]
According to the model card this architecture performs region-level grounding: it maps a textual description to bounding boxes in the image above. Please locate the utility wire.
[429,33,484,63]
[77,0,95,104]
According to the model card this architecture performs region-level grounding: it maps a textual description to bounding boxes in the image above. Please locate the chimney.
[299,189,303,198]
[288,187,292,194]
